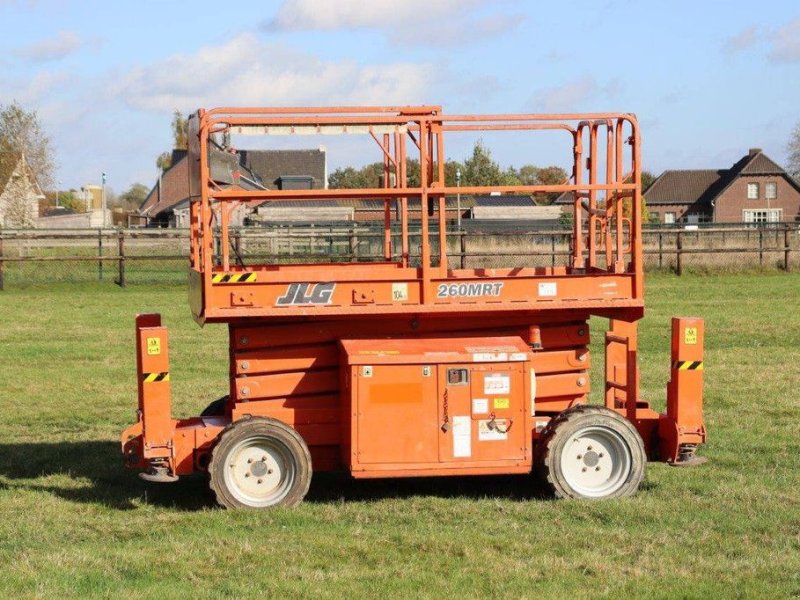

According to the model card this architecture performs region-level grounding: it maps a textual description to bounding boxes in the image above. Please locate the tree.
[461,140,520,187]
[641,170,656,192]
[0,101,55,190]
[788,122,800,179]
[112,182,150,211]
[156,110,189,172]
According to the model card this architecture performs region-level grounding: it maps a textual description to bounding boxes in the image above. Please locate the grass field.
[1,274,799,598]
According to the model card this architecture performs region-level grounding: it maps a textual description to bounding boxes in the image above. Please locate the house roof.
[0,152,23,192]
[555,148,798,210]
[473,194,536,207]
[644,169,728,205]
[239,149,326,189]
[140,148,328,221]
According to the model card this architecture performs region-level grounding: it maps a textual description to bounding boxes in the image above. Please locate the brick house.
[645,149,800,224]
[0,152,45,228]
[136,148,327,227]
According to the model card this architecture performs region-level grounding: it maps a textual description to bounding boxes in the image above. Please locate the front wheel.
[535,405,646,499]
[209,417,312,509]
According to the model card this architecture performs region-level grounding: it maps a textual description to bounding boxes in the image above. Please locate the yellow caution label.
[142,372,170,383]
[212,272,258,284]
[673,361,704,371]
[493,397,510,410]
[684,327,698,345]
[146,337,161,355]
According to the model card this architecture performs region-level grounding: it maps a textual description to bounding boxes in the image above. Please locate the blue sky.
[1,0,798,193]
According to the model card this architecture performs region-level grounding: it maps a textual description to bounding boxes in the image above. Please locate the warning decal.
[493,397,510,410]
[212,272,258,284]
[483,373,510,395]
[478,420,508,441]
[141,372,170,383]
[684,327,698,345]
[452,416,471,458]
[146,337,161,355]
[673,361,704,371]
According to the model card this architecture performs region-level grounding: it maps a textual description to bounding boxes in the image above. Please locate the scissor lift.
[122,106,706,508]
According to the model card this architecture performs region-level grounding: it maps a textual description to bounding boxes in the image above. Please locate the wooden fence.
[0,224,797,289]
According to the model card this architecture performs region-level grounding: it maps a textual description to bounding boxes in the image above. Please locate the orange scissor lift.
[122,106,706,508]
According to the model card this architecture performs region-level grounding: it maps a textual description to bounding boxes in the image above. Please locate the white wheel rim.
[559,425,632,498]
[222,436,296,507]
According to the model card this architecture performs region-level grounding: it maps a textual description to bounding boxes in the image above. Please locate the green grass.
[1,274,799,598]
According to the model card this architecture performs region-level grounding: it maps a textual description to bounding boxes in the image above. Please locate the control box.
[340,337,534,478]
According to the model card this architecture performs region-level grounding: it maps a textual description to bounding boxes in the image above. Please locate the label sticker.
[392,283,408,301]
[146,337,161,355]
[478,420,508,441]
[534,420,549,433]
[472,352,508,362]
[472,398,489,414]
[538,282,557,297]
[684,327,698,345]
[493,397,510,410]
[452,416,471,458]
[510,352,527,361]
[483,373,510,395]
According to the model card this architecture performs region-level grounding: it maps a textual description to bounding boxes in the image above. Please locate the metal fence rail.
[0,224,797,289]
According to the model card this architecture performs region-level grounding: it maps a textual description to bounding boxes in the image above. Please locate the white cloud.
[768,17,800,63]
[266,0,483,30]
[265,0,520,45]
[113,34,431,112]
[15,31,83,62]
[723,26,759,54]
[531,77,598,112]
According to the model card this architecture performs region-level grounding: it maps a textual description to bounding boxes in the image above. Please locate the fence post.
[98,228,103,280]
[658,231,663,269]
[460,230,466,269]
[235,230,242,265]
[551,234,556,268]
[759,229,764,267]
[785,224,791,272]
[117,229,126,287]
[0,234,4,291]
[349,228,358,262]
[676,230,683,276]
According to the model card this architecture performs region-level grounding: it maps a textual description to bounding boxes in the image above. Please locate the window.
[743,209,782,224]
[664,212,676,224]
[747,183,759,199]
[765,182,777,200]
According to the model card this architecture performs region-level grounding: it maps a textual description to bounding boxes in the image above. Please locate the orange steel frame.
[122,106,705,482]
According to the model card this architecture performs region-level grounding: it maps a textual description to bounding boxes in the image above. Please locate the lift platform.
[122,106,706,508]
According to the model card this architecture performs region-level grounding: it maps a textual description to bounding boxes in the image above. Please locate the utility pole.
[102,172,107,227]
[456,168,462,229]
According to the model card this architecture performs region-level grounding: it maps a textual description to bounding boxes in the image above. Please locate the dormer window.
[747,182,759,200]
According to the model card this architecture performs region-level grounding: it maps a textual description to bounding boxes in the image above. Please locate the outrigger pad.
[139,467,179,483]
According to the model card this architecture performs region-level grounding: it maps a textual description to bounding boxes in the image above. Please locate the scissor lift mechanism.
[122,106,706,507]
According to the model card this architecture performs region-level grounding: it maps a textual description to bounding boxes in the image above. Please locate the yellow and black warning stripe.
[673,360,704,371]
[212,272,258,284]
[142,372,170,383]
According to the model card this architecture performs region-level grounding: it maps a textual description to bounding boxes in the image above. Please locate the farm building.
[471,195,561,222]
[136,148,327,227]
[0,152,44,228]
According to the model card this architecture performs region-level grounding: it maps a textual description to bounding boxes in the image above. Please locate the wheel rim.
[559,425,632,498]
[222,435,296,507]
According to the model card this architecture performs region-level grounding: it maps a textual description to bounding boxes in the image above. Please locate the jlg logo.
[275,282,336,305]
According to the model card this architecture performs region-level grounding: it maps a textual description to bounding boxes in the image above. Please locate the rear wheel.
[535,405,646,499]
[209,417,312,509]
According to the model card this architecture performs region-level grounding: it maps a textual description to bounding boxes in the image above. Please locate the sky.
[1,0,798,194]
